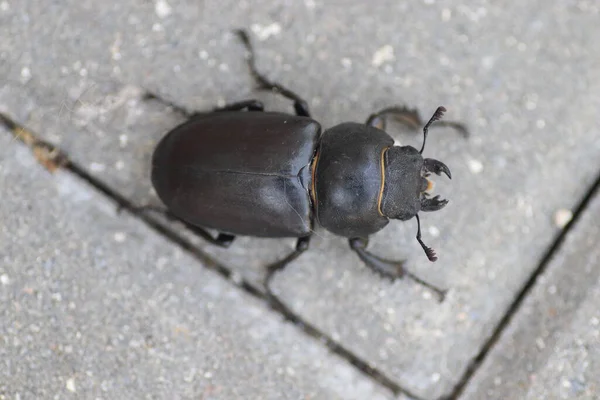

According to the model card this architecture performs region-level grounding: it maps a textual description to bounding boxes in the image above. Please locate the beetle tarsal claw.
[421,195,449,212]
[423,158,452,179]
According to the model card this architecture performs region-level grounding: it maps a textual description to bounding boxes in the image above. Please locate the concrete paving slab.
[2,1,600,398]
[461,187,600,400]
[0,131,394,400]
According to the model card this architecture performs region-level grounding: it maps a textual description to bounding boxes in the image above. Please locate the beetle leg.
[366,106,469,137]
[213,99,264,112]
[348,237,447,302]
[264,236,311,308]
[234,29,311,117]
[125,205,237,248]
[366,106,423,131]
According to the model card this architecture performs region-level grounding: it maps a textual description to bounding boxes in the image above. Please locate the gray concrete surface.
[462,188,600,399]
[1,0,600,399]
[0,131,394,400]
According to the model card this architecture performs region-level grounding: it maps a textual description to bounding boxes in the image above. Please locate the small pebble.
[553,209,572,228]
[372,45,394,67]
[467,158,484,174]
[89,162,106,172]
[155,0,172,18]
[66,378,76,393]
[250,23,282,41]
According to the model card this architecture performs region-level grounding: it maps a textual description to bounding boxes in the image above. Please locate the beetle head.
[380,107,451,262]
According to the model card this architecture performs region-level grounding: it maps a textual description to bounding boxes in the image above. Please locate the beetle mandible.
[151,30,467,302]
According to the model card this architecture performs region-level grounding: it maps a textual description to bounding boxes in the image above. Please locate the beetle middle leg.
[348,237,447,302]
[235,29,311,118]
[366,106,468,137]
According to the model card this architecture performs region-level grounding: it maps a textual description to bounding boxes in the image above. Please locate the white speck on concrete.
[553,209,573,228]
[114,232,127,243]
[89,162,106,172]
[441,8,452,21]
[66,377,76,392]
[467,158,484,174]
[251,23,282,41]
[111,34,122,61]
[341,58,352,69]
[0,274,9,285]
[20,66,31,83]
[481,56,495,69]
[0,1,9,12]
[536,119,546,129]
[372,45,394,67]
[155,0,172,18]
[535,337,546,350]
[119,134,128,147]
[428,226,440,237]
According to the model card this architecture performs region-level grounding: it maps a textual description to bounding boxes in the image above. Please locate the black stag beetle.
[150,30,467,302]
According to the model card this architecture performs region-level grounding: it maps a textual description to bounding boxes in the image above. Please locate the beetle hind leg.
[234,29,311,117]
[348,237,447,302]
[263,236,311,309]
[125,205,236,248]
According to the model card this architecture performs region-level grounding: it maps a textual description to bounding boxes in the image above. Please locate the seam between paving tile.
[445,169,600,400]
[0,111,425,400]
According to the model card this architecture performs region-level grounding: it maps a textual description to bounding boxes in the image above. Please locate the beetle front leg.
[234,29,311,117]
[348,237,447,302]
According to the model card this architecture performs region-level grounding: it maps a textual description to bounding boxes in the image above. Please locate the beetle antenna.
[420,106,446,154]
[416,214,437,261]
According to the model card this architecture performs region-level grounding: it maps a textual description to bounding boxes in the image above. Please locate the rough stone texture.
[1,0,600,398]
[461,188,600,400]
[0,131,394,400]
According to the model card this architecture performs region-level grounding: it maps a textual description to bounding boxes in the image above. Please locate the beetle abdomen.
[314,123,392,237]
[151,112,321,237]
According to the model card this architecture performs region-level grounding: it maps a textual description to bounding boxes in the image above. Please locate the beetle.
[150,30,466,301]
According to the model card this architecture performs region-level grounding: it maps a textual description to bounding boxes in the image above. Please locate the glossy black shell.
[151,112,321,237]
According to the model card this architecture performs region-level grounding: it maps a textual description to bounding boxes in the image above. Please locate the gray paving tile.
[0,131,394,400]
[461,187,600,400]
[2,1,600,398]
